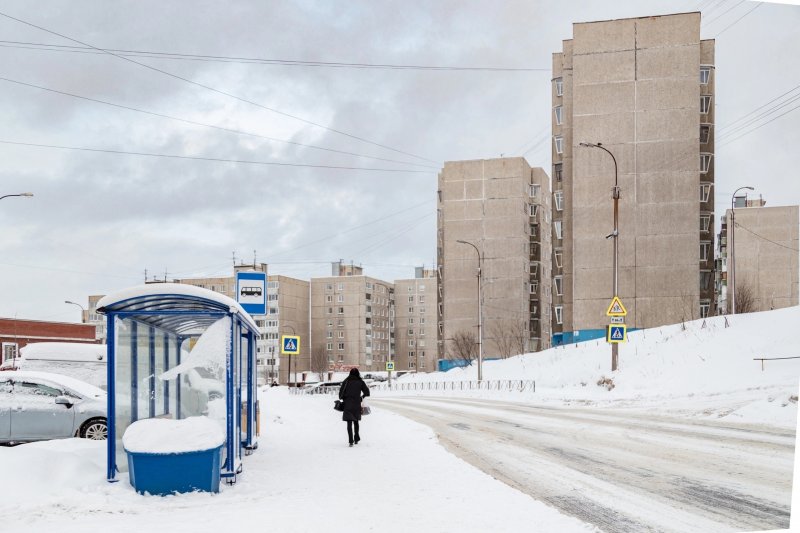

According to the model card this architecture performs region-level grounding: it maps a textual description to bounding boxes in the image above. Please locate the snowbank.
[19,342,106,361]
[122,416,226,454]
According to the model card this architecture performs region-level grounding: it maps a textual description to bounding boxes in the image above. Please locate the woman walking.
[338,368,370,447]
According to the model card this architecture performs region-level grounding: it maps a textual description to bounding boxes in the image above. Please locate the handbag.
[334,400,344,412]
[361,401,371,416]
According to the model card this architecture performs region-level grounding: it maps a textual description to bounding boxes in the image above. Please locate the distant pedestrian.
[338,368,370,447]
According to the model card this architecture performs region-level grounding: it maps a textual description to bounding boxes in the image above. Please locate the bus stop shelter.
[97,283,260,486]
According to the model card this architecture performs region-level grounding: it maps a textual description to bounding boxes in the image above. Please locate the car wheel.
[80,418,108,440]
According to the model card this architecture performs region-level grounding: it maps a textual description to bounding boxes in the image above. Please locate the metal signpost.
[281,335,300,387]
[386,361,395,386]
[605,296,627,365]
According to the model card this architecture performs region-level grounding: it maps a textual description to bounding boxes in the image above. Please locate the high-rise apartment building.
[309,263,394,373]
[552,12,715,343]
[719,198,799,313]
[438,157,552,361]
[394,267,440,372]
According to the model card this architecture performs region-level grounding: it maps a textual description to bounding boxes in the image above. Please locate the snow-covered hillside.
[395,307,800,428]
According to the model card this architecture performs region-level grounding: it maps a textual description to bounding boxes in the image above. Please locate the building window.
[554,190,564,211]
[529,204,538,217]
[700,124,712,144]
[700,153,713,174]
[554,220,563,240]
[419,307,425,314]
[408,329,414,336]
[529,184,540,199]
[408,296,414,303]
[554,77,563,96]
[530,281,538,294]
[338,319,344,327]
[554,305,563,325]
[700,271,713,290]
[1,342,18,363]
[700,183,712,203]
[554,249,563,269]
[326,331,333,339]
[326,295,333,303]
[553,276,563,297]
[700,214,711,232]
[338,343,345,351]
[530,262,539,277]
[419,284,425,292]
[338,331,345,338]
[409,317,415,325]
[419,296,425,303]
[554,136,564,154]
[700,95,712,114]
[700,66,712,85]
[338,307,344,314]
[530,224,538,238]
[326,284,333,292]
[409,307,414,314]
[326,343,333,351]
[554,105,564,125]
[699,300,711,318]
[700,241,711,262]
[337,294,344,303]
[554,163,563,182]
[337,282,344,291]
[408,340,415,347]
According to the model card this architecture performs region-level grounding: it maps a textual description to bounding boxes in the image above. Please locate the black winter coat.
[338,377,370,421]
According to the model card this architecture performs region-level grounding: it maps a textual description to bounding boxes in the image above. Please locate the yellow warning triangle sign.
[606,296,627,317]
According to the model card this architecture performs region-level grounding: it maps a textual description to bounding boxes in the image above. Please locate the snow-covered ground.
[1,307,798,532]
[0,387,594,533]
[388,307,800,429]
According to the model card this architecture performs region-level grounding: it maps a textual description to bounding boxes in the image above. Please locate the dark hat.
[349,368,360,378]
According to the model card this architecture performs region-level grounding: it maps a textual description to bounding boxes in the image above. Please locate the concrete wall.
[438,157,552,362]
[727,206,799,312]
[554,12,714,337]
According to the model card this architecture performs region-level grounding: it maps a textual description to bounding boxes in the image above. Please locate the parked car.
[0,371,107,444]
[0,342,107,390]
[302,381,342,394]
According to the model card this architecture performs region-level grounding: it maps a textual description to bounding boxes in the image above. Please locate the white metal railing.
[370,380,536,393]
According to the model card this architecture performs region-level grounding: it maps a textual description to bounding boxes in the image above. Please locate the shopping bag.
[361,401,371,416]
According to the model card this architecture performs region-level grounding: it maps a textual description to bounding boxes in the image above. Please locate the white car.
[0,371,107,444]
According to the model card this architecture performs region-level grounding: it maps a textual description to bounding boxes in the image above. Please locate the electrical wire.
[702,0,747,26]
[0,76,438,170]
[714,2,763,37]
[0,40,548,72]
[734,222,800,252]
[0,11,438,164]
[0,139,433,173]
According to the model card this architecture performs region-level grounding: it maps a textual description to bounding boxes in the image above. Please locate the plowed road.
[372,397,795,533]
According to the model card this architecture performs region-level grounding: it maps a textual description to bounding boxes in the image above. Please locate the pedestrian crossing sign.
[281,335,300,355]
[606,325,627,343]
[386,362,395,371]
[606,296,627,317]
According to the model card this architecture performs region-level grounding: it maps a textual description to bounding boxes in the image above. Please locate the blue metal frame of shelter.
[99,292,259,485]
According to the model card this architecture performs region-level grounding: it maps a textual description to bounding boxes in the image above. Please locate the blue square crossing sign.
[281,335,300,355]
[606,325,627,344]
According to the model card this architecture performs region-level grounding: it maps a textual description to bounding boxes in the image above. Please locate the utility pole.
[580,142,620,371]
[456,240,483,381]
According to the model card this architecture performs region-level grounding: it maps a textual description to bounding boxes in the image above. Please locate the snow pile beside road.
[399,307,800,426]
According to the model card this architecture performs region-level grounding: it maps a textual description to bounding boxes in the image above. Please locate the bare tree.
[448,329,477,364]
[488,320,529,358]
[680,291,696,330]
[309,342,330,382]
[734,282,757,314]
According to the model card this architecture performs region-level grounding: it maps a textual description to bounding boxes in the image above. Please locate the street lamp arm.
[1,192,34,201]
[580,142,618,188]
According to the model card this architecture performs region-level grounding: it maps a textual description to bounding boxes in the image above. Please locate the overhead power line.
[0,11,438,164]
[0,139,433,173]
[734,222,800,252]
[0,76,437,170]
[713,2,763,37]
[0,40,549,72]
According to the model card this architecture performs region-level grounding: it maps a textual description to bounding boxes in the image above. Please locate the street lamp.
[0,192,34,201]
[729,186,754,315]
[283,324,296,387]
[456,239,483,382]
[64,300,86,322]
[579,142,620,371]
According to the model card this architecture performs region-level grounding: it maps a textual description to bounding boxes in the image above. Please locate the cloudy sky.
[0,0,798,323]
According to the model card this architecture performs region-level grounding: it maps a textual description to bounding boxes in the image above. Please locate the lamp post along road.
[580,142,620,371]
[64,300,86,322]
[0,192,34,201]
[457,240,483,382]
[729,186,754,315]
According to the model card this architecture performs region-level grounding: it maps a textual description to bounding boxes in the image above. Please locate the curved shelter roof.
[97,283,259,335]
